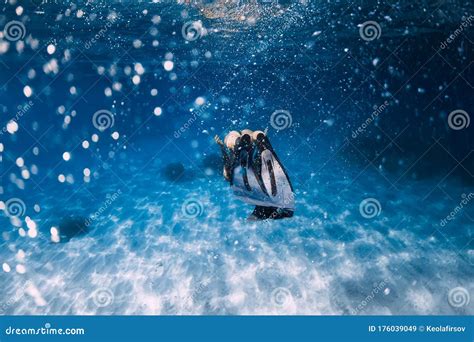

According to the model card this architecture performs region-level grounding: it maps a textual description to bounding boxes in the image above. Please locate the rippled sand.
[1,143,472,315]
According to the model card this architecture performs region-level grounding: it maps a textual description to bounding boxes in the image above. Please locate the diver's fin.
[253,167,269,197]
[260,138,294,193]
[242,166,251,191]
[260,149,295,209]
[230,141,294,210]
[251,148,269,196]
[239,150,252,191]
[265,158,277,196]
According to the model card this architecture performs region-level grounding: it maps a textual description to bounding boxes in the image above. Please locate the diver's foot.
[275,209,294,219]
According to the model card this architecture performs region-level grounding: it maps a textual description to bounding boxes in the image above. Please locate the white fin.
[231,150,294,209]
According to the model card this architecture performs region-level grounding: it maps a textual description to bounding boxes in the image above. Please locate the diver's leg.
[248,206,278,220]
[275,208,294,219]
[248,207,294,221]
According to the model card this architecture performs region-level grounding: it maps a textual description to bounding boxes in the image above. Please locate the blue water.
[0,1,473,315]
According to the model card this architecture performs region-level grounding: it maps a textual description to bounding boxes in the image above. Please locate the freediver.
[215,129,295,220]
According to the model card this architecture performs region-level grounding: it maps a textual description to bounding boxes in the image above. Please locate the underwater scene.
[0,0,473,315]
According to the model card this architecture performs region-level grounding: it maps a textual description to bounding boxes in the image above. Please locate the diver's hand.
[214,135,224,146]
